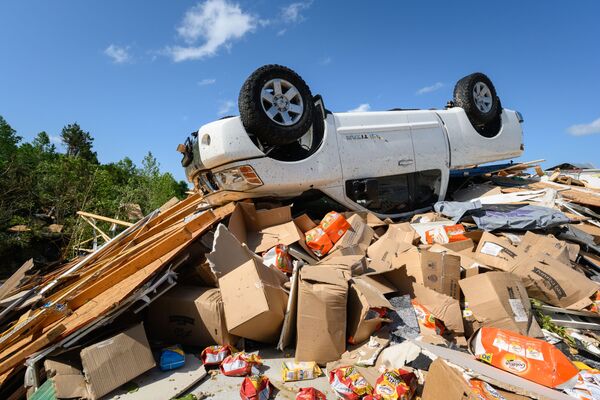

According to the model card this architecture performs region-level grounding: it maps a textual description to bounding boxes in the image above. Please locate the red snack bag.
[329,366,373,399]
[200,344,233,366]
[305,226,333,257]
[263,244,293,274]
[240,375,272,400]
[220,352,263,377]
[425,224,467,244]
[372,368,417,400]
[470,327,579,389]
[411,300,445,335]
[321,211,351,243]
[296,387,327,400]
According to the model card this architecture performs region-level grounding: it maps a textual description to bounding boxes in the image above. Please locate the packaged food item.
[468,379,507,400]
[220,352,263,377]
[240,375,272,400]
[201,344,234,366]
[470,327,579,389]
[263,244,293,274]
[305,226,333,257]
[282,361,323,381]
[425,224,467,244]
[563,369,600,400]
[412,300,445,335]
[159,345,185,371]
[369,368,417,400]
[296,387,327,400]
[329,366,373,399]
[321,211,351,243]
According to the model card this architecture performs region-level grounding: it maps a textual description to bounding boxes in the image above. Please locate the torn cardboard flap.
[317,254,368,275]
[330,214,374,254]
[429,243,490,277]
[44,355,88,399]
[459,271,543,338]
[412,283,464,334]
[347,277,392,344]
[475,232,522,271]
[518,231,572,265]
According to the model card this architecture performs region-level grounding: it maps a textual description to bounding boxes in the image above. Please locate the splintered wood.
[0,195,233,377]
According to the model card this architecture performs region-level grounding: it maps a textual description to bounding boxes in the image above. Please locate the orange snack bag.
[321,211,351,243]
[425,224,468,244]
[305,226,333,257]
[412,300,445,335]
[470,327,579,389]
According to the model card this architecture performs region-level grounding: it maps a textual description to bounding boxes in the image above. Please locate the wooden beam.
[77,211,133,227]
[0,259,34,301]
[79,216,111,242]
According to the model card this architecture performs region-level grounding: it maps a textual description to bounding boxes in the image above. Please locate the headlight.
[213,165,263,191]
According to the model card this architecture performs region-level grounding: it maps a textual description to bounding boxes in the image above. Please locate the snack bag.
[201,344,234,366]
[468,379,507,400]
[220,352,263,377]
[240,375,272,400]
[305,226,333,257]
[370,368,417,400]
[563,369,600,400]
[263,244,293,273]
[321,211,351,243]
[296,387,327,400]
[159,345,185,371]
[470,327,579,389]
[282,361,323,381]
[425,224,467,244]
[412,300,445,335]
[329,366,373,399]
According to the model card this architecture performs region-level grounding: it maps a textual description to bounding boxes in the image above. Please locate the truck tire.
[239,64,315,146]
[453,73,501,127]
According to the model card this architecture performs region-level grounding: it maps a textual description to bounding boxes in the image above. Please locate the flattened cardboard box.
[146,285,238,346]
[347,277,392,344]
[219,257,288,343]
[80,323,155,400]
[459,272,542,337]
[44,355,88,399]
[296,266,349,365]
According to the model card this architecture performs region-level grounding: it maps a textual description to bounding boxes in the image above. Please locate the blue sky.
[1,1,599,182]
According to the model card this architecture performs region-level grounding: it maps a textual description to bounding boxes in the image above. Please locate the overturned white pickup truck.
[179,65,524,217]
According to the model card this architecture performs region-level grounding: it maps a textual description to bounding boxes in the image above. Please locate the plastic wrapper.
[321,211,351,243]
[412,300,445,335]
[296,387,327,400]
[328,366,373,399]
[201,344,234,366]
[159,345,185,371]
[305,226,333,257]
[425,223,467,244]
[470,327,579,389]
[220,352,263,377]
[468,379,507,400]
[367,368,417,400]
[564,369,600,400]
[263,244,293,273]
[281,361,322,381]
[240,375,272,400]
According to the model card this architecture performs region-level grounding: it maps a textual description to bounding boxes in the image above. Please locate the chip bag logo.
[502,355,527,373]
[479,353,493,364]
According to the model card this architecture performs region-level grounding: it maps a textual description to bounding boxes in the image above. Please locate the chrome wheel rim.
[473,81,493,113]
[260,78,304,126]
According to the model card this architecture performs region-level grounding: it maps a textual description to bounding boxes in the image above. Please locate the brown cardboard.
[419,251,461,300]
[459,272,543,337]
[80,323,156,400]
[330,214,375,254]
[412,283,464,334]
[219,257,288,343]
[518,231,571,265]
[429,244,490,277]
[228,203,308,253]
[439,238,476,253]
[359,274,397,295]
[475,232,522,271]
[44,355,88,399]
[347,277,392,344]
[146,285,238,346]
[295,266,349,365]
[317,254,368,275]
[367,227,416,270]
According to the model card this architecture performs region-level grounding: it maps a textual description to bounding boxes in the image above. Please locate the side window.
[345,169,441,214]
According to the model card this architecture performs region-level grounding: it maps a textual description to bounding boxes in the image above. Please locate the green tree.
[0,116,21,163]
[60,123,97,163]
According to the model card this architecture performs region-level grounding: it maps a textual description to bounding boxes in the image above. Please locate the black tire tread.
[453,72,500,126]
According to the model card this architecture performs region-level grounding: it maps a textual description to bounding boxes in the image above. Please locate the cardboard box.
[519,231,572,264]
[44,354,88,399]
[459,272,542,337]
[347,277,392,344]
[317,254,367,275]
[80,323,156,400]
[296,266,349,365]
[219,257,288,343]
[330,214,375,254]
[146,285,238,347]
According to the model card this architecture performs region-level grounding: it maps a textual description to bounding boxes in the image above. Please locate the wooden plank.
[0,259,34,301]
[0,324,65,375]
[77,211,134,227]
[79,216,111,242]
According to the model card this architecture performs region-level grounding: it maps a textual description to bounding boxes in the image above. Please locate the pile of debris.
[1,162,600,400]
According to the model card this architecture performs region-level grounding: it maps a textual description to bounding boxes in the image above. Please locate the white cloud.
[168,0,256,62]
[281,1,312,23]
[218,100,235,115]
[49,135,62,145]
[416,82,444,95]
[567,117,600,136]
[276,29,287,36]
[198,78,216,86]
[348,103,371,113]
[319,56,332,66]
[104,44,131,64]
